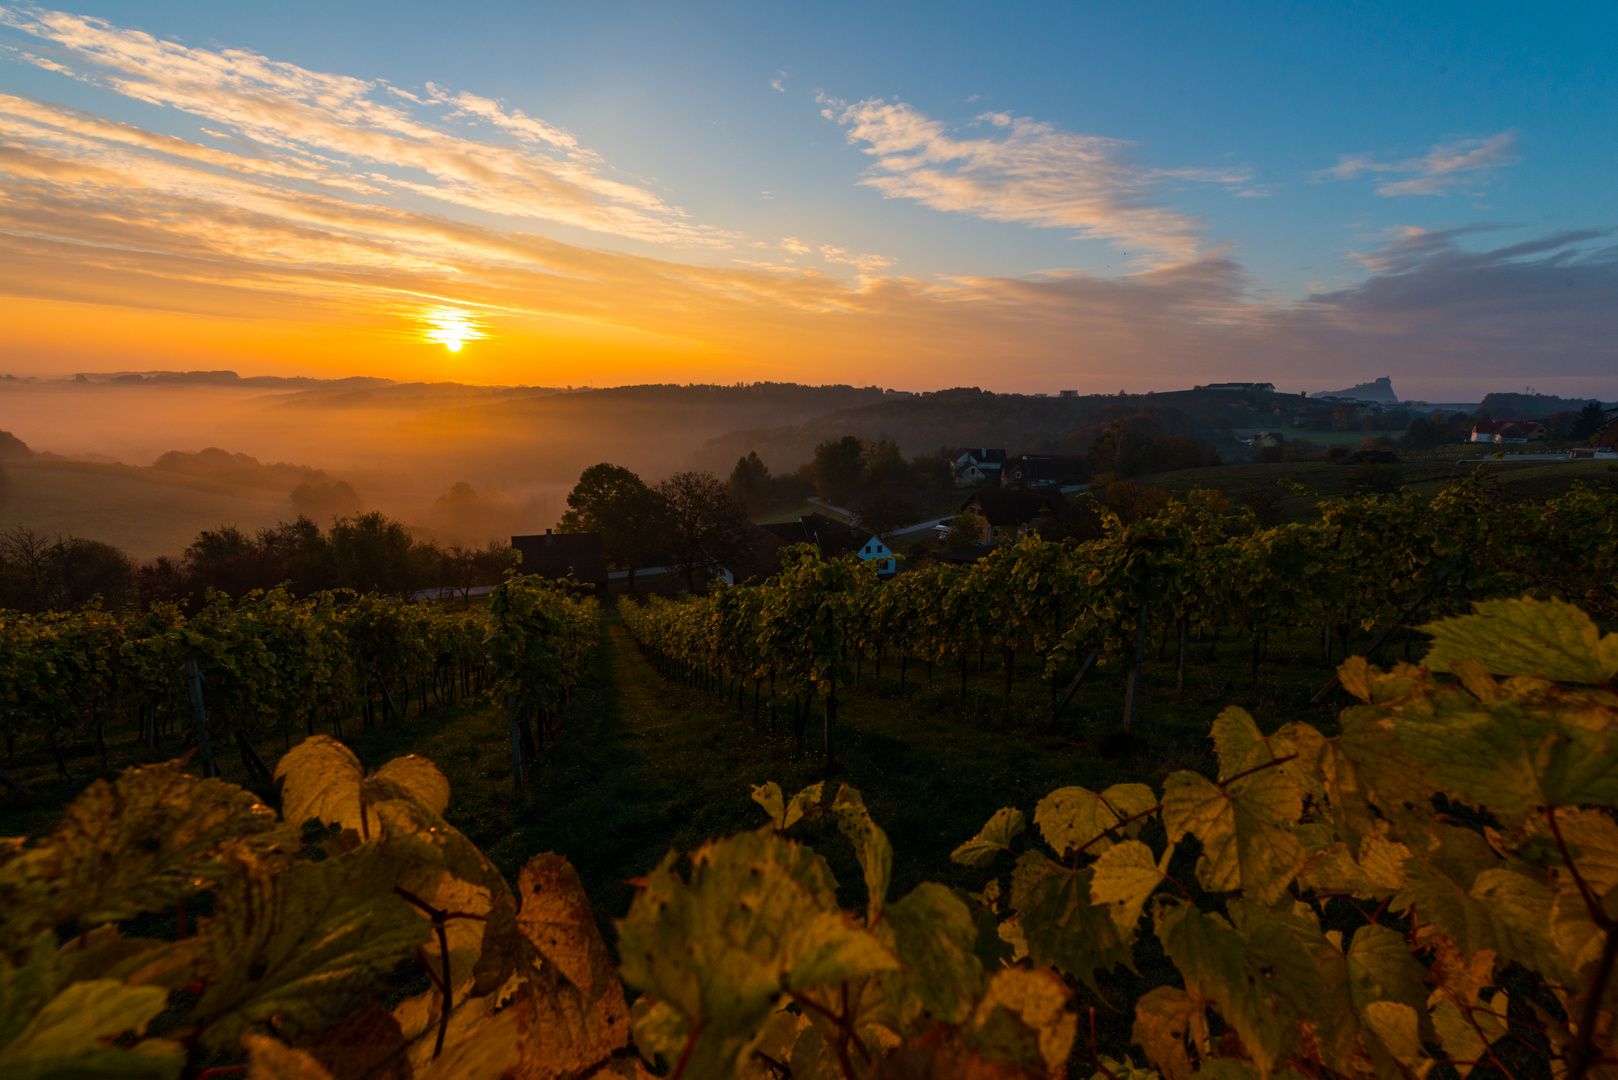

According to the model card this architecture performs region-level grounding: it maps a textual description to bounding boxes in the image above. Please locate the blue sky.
[0,1,1613,397]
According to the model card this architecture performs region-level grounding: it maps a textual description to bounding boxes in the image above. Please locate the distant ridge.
[1311,376,1399,404]
[74,370,396,390]
[1478,391,1608,418]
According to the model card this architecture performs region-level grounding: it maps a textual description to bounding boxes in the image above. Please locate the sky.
[0,1,1614,399]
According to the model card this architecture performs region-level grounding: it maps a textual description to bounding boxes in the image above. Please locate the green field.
[752,501,846,525]
[1145,454,1614,521]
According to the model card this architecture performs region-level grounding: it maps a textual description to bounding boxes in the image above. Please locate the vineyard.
[619,480,1618,760]
[0,593,1613,1079]
[0,574,598,799]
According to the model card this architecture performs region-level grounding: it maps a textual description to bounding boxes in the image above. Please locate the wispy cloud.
[770,71,787,92]
[818,245,895,273]
[1316,132,1518,196]
[819,95,1247,264]
[0,3,730,244]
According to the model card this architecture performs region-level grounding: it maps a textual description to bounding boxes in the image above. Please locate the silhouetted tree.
[656,471,747,591]
[1576,401,1607,441]
[810,435,866,504]
[0,526,136,612]
[558,463,668,592]
[727,452,772,513]
[328,512,432,596]
[853,438,918,540]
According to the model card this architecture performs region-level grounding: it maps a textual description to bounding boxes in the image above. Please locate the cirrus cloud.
[820,95,1248,265]
[0,3,732,244]
[1315,132,1518,196]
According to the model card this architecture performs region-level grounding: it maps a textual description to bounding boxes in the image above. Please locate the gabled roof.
[963,488,1060,527]
[761,512,878,559]
[510,531,608,587]
[721,522,791,583]
[952,448,1006,465]
[1474,420,1542,435]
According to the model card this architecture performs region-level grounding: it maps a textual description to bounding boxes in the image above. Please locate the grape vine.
[0,593,1612,1079]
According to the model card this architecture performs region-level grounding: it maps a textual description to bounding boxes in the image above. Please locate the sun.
[418,306,487,352]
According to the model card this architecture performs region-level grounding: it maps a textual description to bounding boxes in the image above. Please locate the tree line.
[0,514,512,615]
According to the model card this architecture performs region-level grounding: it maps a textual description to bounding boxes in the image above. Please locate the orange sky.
[0,6,1614,400]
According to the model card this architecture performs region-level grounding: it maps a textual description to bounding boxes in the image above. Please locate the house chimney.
[546,528,552,535]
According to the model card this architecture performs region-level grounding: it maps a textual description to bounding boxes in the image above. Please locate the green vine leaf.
[951,808,1026,867]
[1420,596,1618,685]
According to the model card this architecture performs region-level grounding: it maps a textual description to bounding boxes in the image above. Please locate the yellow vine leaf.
[1033,784,1156,858]
[243,1033,334,1080]
[1089,840,1173,935]
[372,755,452,816]
[963,967,1076,1078]
[831,784,892,923]
[274,736,365,835]
[517,853,618,1005]
[1131,986,1197,1080]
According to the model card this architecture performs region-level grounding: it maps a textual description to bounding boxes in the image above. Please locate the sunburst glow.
[419,307,488,353]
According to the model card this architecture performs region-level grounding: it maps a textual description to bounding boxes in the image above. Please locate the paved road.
[608,566,678,581]
[889,516,953,539]
[806,496,857,521]
[411,585,495,602]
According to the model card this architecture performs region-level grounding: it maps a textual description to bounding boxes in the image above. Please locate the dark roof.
[1002,454,1086,487]
[760,512,875,559]
[722,522,791,583]
[962,489,1061,528]
[1474,420,1542,435]
[952,448,1006,465]
[510,531,608,587]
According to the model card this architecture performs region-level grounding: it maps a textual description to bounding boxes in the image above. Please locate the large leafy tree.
[810,435,867,504]
[727,451,772,513]
[656,470,747,591]
[557,463,667,591]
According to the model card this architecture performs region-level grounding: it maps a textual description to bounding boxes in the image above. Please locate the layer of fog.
[0,378,893,555]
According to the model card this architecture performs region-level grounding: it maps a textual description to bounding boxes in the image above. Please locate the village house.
[510,530,609,591]
[1001,453,1087,490]
[1591,411,1618,451]
[759,512,897,575]
[949,448,1006,487]
[713,522,790,585]
[1470,420,1543,444]
[957,489,1063,543]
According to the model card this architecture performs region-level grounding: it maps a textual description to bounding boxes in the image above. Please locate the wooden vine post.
[183,649,218,779]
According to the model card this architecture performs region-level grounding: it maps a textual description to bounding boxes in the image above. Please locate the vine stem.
[1545,806,1613,930]
[789,989,870,1071]
[393,886,459,1059]
[1087,1007,1121,1080]
[752,1050,792,1079]
[1566,921,1618,1080]
[668,1021,703,1080]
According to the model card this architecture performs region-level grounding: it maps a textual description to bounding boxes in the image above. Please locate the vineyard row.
[0,575,598,792]
[620,480,1618,758]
